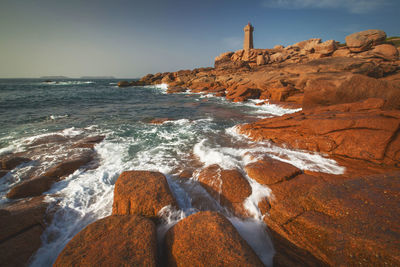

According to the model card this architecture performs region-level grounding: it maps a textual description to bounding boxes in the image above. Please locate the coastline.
[0,29,399,266]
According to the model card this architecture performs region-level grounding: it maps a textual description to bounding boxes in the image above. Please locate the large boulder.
[294,38,322,52]
[314,40,337,55]
[239,98,400,166]
[117,80,131,87]
[112,171,177,217]
[54,215,158,267]
[303,73,400,110]
[0,196,49,267]
[164,211,264,266]
[197,165,252,216]
[345,29,387,52]
[370,44,399,60]
[245,157,302,185]
[264,171,400,266]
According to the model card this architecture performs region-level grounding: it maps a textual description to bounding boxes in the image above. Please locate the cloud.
[262,0,389,14]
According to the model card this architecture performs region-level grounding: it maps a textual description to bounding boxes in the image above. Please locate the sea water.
[0,79,344,266]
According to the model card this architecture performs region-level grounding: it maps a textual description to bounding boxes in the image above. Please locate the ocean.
[0,79,344,266]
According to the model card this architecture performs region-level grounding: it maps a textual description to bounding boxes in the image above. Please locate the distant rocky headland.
[1,27,399,266]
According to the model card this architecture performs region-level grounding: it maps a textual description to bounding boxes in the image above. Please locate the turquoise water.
[0,79,343,266]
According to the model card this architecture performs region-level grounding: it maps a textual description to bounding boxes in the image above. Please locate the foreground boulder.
[164,211,264,266]
[345,29,386,52]
[54,215,157,267]
[1,156,31,170]
[239,98,400,166]
[264,171,400,266]
[0,196,49,267]
[112,171,177,217]
[197,165,252,217]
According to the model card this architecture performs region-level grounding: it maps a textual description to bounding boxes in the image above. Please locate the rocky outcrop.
[164,211,264,266]
[197,165,252,217]
[263,171,400,266]
[239,98,400,166]
[7,154,94,199]
[345,29,387,52]
[302,73,400,109]
[54,215,158,267]
[0,196,49,267]
[112,171,177,218]
[245,157,302,185]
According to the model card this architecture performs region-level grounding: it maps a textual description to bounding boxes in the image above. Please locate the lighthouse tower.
[243,22,254,52]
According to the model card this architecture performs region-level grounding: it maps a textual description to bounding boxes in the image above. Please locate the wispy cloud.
[262,0,389,14]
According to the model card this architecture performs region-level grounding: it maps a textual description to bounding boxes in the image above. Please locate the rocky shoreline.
[1,29,399,266]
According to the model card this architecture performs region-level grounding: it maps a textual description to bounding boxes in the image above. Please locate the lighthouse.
[243,23,254,52]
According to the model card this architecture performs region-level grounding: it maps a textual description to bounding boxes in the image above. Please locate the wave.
[40,81,94,86]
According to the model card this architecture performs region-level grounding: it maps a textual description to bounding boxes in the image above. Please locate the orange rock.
[1,156,31,170]
[149,118,172,124]
[54,215,157,267]
[112,171,177,217]
[245,157,302,185]
[43,154,94,179]
[314,40,337,55]
[0,196,49,267]
[345,29,386,52]
[264,171,400,266]
[303,73,400,109]
[197,165,251,217]
[72,135,105,149]
[371,44,399,60]
[239,98,400,166]
[6,175,54,199]
[164,211,264,266]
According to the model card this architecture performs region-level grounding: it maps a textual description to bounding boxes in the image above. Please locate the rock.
[117,80,131,87]
[214,51,234,69]
[197,165,252,216]
[294,38,322,51]
[303,73,400,109]
[245,157,302,185]
[256,54,266,65]
[54,215,157,267]
[7,155,94,199]
[149,118,173,124]
[112,171,177,217]
[226,86,261,102]
[314,40,337,55]
[166,86,187,94]
[0,196,49,267]
[270,52,287,63]
[239,98,400,166]
[43,154,94,179]
[6,175,54,199]
[345,29,387,52]
[72,135,105,149]
[264,171,400,266]
[370,44,399,60]
[274,45,284,50]
[164,211,264,267]
[332,48,351,57]
[1,156,31,170]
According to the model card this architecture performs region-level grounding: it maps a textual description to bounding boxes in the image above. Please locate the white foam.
[41,81,94,85]
[49,114,69,120]
[30,139,127,266]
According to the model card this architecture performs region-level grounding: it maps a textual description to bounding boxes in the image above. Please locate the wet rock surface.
[197,164,252,217]
[0,196,49,267]
[112,171,177,218]
[54,215,158,267]
[164,211,264,267]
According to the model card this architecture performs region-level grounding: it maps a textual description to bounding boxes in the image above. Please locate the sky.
[0,0,399,78]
